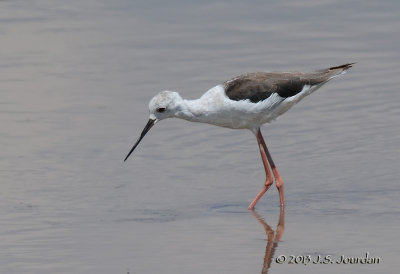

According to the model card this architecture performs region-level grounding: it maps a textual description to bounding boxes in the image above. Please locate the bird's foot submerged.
[248,181,273,210]
[247,177,285,210]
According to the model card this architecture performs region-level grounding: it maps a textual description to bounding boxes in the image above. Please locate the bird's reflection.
[251,207,285,274]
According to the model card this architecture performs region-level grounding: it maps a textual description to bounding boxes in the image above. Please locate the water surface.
[1,0,399,273]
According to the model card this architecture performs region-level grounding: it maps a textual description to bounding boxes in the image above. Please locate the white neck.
[171,85,228,127]
[174,98,209,122]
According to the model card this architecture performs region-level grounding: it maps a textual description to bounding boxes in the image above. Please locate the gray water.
[1,0,399,273]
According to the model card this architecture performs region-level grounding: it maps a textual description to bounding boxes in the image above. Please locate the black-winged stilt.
[124,63,354,209]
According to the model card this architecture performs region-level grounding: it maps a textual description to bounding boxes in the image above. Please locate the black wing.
[224,64,354,103]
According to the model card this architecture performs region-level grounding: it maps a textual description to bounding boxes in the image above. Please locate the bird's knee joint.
[275,178,284,189]
[265,179,273,187]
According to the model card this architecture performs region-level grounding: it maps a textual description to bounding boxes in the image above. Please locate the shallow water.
[1,0,399,273]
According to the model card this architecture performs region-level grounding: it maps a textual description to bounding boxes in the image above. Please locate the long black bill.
[124,118,156,162]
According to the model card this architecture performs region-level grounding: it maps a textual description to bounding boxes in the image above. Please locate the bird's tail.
[328,63,355,71]
[325,63,355,79]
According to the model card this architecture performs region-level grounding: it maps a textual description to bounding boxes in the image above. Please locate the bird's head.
[148,90,182,121]
[124,90,183,162]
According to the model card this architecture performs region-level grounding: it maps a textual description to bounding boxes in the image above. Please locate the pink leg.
[248,129,274,209]
[248,129,285,209]
[259,132,285,206]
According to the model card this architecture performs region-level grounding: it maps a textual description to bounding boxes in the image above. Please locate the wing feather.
[224,64,353,102]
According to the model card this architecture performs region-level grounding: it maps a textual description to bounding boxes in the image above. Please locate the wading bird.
[124,63,354,209]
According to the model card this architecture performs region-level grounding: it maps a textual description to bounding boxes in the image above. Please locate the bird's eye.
[156,107,166,113]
